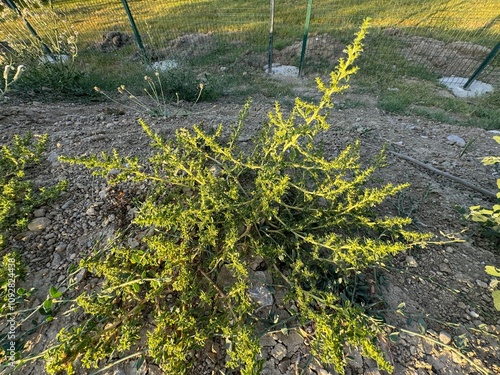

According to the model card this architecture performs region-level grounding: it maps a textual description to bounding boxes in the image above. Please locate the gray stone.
[51,253,61,269]
[406,255,418,267]
[270,343,287,361]
[260,334,277,347]
[476,279,488,288]
[28,217,51,231]
[446,135,466,147]
[86,206,96,216]
[47,151,59,163]
[248,284,273,306]
[61,200,74,210]
[468,310,480,318]
[55,243,67,253]
[280,331,303,354]
[439,263,452,274]
[33,208,46,217]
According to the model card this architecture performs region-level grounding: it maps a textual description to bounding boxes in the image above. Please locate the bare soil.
[1,76,499,375]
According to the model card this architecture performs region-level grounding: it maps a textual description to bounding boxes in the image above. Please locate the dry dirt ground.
[1,75,500,375]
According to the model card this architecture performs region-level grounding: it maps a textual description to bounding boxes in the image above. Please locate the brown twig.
[388,151,497,200]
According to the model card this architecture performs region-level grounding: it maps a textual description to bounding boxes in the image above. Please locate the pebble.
[476,279,488,288]
[86,206,96,216]
[439,263,452,274]
[447,134,466,147]
[33,208,46,217]
[468,310,480,318]
[406,255,418,267]
[248,284,273,306]
[55,243,67,253]
[51,253,61,269]
[27,217,51,231]
[439,331,452,345]
[47,151,59,163]
[61,200,74,210]
[270,343,287,361]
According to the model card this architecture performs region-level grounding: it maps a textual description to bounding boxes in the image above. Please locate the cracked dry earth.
[1,77,500,375]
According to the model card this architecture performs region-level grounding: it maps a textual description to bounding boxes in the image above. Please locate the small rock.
[405,255,418,267]
[278,359,291,373]
[438,331,452,345]
[469,310,480,318]
[248,284,273,306]
[47,151,59,163]
[127,238,140,249]
[270,343,287,361]
[55,243,67,253]
[281,331,303,354]
[260,334,277,347]
[86,206,96,216]
[61,200,74,210]
[348,350,363,369]
[476,279,488,288]
[28,217,51,231]
[73,268,87,284]
[51,253,61,269]
[439,263,452,274]
[33,208,46,217]
[447,135,466,147]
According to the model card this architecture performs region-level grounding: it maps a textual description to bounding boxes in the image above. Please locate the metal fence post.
[463,41,500,90]
[268,0,275,74]
[3,0,52,55]
[298,0,313,77]
[120,0,148,61]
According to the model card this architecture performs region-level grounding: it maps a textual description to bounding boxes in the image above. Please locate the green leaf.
[389,332,400,343]
[42,298,53,313]
[492,290,500,311]
[417,317,427,334]
[136,356,145,370]
[49,286,62,299]
[485,266,500,277]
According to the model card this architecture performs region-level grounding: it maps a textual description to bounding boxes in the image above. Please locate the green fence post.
[298,0,313,77]
[463,41,500,90]
[120,0,148,61]
[268,0,275,74]
[3,0,52,55]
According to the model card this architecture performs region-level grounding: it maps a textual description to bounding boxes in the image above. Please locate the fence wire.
[1,0,499,86]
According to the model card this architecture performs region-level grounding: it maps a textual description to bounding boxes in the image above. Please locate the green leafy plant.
[95,66,219,117]
[468,135,500,312]
[95,70,204,118]
[485,266,500,311]
[0,132,67,250]
[468,135,500,234]
[45,19,431,375]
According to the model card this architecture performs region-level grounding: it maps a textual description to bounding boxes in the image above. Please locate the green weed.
[41,20,432,375]
[0,133,67,250]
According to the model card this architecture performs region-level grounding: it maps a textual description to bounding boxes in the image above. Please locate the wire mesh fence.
[1,0,499,87]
